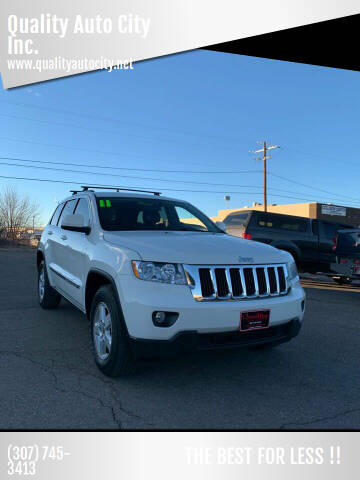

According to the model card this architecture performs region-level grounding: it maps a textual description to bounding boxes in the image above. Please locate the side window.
[74,198,90,225]
[257,215,277,228]
[50,203,64,226]
[278,218,307,232]
[174,206,207,231]
[58,199,76,227]
[321,222,342,239]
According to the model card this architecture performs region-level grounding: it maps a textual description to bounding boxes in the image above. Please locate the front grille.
[184,264,289,301]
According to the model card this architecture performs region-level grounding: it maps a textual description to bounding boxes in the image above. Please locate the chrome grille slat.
[264,267,271,296]
[184,263,289,302]
[209,268,217,297]
[239,268,247,297]
[224,268,233,297]
[252,268,259,297]
[274,267,280,295]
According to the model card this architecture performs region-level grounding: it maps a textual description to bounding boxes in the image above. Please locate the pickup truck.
[223,209,352,277]
[37,186,305,377]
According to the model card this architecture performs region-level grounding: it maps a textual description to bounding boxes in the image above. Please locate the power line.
[0,153,259,175]
[0,174,360,205]
[1,102,358,199]
[1,154,359,204]
[0,135,168,163]
[0,112,244,154]
[1,136,357,199]
[1,155,358,202]
[0,159,266,189]
[0,100,252,148]
[267,171,360,202]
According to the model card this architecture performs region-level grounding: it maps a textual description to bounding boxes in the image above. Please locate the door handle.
[60,235,67,241]
[48,231,53,236]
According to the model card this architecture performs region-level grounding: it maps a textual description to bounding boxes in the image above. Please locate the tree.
[0,186,41,241]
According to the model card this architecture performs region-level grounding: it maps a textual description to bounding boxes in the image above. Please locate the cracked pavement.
[0,249,359,430]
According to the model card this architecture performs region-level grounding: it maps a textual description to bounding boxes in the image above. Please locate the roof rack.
[70,186,161,196]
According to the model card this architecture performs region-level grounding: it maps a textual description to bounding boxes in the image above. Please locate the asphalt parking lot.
[0,248,359,430]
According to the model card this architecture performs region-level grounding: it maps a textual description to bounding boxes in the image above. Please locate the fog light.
[152,311,179,327]
[154,311,166,324]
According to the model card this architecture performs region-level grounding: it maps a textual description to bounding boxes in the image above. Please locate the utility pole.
[251,141,279,212]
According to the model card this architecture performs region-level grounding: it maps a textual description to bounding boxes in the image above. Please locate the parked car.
[37,187,305,377]
[330,229,360,284]
[223,210,352,275]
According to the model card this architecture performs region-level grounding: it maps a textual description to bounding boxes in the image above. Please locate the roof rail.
[70,190,85,195]
[70,186,161,196]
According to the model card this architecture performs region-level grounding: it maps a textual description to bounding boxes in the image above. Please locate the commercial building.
[213,202,360,227]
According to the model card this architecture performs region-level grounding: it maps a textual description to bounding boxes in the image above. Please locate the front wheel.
[90,285,134,377]
[38,261,61,309]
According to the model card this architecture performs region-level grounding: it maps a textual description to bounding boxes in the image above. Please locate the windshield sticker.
[99,199,112,207]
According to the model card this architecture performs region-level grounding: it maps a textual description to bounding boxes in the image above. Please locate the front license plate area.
[240,309,270,331]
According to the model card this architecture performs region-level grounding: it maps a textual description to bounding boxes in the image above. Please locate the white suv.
[37,187,305,377]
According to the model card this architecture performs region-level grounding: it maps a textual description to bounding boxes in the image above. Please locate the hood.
[103,231,289,265]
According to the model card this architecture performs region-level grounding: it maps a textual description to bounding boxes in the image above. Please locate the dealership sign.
[321,205,346,216]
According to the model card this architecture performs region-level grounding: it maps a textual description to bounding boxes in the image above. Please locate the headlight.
[132,261,187,285]
[286,258,298,280]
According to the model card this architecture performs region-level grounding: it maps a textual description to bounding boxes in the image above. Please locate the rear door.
[44,202,65,286]
[48,199,78,298]
[57,197,91,308]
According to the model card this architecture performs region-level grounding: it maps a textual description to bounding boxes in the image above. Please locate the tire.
[90,285,134,377]
[333,277,352,285]
[38,260,61,309]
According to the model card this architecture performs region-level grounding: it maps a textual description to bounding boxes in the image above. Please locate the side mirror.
[61,214,91,234]
[216,221,226,232]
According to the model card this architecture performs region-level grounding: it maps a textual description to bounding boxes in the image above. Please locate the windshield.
[96,197,222,233]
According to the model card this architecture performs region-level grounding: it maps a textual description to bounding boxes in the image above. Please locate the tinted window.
[278,218,307,232]
[96,197,220,232]
[321,222,343,239]
[50,203,64,226]
[58,199,76,227]
[337,232,360,252]
[225,213,250,226]
[257,215,278,228]
[74,198,90,225]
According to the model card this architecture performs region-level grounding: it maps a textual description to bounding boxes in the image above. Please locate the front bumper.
[129,318,302,359]
[116,274,305,341]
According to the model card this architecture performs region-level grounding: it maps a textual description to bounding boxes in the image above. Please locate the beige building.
[212,202,360,227]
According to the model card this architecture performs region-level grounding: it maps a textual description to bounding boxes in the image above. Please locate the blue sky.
[0,49,359,225]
